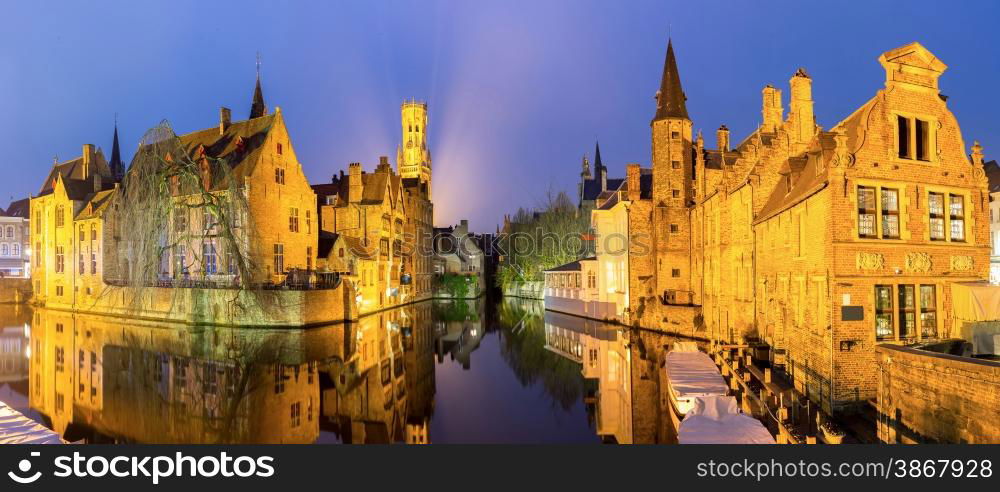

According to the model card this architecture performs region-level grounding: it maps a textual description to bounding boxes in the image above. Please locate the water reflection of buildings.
[24,300,445,444]
[544,311,633,444]
[433,300,485,370]
[0,305,30,385]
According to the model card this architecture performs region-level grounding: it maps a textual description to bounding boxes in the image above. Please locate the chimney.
[789,68,815,145]
[82,144,96,177]
[626,163,641,201]
[348,163,363,203]
[378,155,390,172]
[219,107,232,135]
[716,125,730,151]
[762,84,783,133]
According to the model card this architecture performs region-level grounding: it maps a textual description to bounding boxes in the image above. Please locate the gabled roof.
[544,257,596,273]
[38,152,111,197]
[1,198,30,218]
[703,149,742,170]
[582,177,625,202]
[76,189,117,221]
[133,114,278,191]
[753,134,836,224]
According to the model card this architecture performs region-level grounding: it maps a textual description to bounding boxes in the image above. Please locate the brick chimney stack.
[219,107,232,135]
[348,163,363,203]
[762,84,783,133]
[788,68,815,146]
[82,144,96,177]
[626,163,641,201]
[716,125,730,151]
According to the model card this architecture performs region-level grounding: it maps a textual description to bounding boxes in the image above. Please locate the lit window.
[929,192,945,240]
[289,208,299,232]
[273,243,284,274]
[898,285,916,339]
[875,285,893,340]
[920,285,937,338]
[949,194,965,241]
[880,188,899,239]
[857,186,877,238]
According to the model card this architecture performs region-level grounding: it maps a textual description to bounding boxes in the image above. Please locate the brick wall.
[876,344,1000,443]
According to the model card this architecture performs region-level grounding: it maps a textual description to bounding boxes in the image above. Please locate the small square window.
[669,224,679,233]
[672,189,680,198]
[671,269,681,278]
[671,161,681,169]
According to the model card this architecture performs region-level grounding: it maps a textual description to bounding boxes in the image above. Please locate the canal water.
[0,299,683,444]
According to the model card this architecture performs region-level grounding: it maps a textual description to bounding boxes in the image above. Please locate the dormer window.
[897,115,932,161]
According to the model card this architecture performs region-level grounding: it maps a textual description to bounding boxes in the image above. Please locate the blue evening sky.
[1,0,998,230]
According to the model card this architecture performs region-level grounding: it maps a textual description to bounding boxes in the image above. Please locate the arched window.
[91,224,97,241]
[79,225,85,242]
[12,244,19,256]
[4,226,12,238]
[1,243,8,255]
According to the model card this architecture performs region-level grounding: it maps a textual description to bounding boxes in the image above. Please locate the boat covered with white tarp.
[664,342,728,426]
[677,396,775,444]
[0,398,65,445]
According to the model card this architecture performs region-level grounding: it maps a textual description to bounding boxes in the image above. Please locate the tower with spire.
[109,116,124,182]
[250,53,267,119]
[650,38,694,300]
[577,140,623,213]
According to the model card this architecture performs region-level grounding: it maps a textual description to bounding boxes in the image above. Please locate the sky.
[2,0,999,231]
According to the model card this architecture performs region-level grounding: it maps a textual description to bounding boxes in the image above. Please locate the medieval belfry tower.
[397,100,432,197]
[651,39,694,303]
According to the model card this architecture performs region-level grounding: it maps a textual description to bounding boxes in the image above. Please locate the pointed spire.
[594,140,604,172]
[109,116,124,181]
[653,39,689,121]
[250,52,267,118]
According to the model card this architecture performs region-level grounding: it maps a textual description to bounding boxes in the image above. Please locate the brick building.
[30,73,319,312]
[313,102,436,314]
[619,40,991,413]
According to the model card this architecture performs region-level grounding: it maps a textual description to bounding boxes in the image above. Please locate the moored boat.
[677,396,775,444]
[664,342,728,429]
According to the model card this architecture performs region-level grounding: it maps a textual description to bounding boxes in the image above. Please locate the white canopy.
[665,348,728,400]
[0,399,65,445]
[951,282,1000,322]
[678,396,775,445]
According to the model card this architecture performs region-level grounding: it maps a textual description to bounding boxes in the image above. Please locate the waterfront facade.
[28,79,338,325]
[313,103,436,314]
[0,199,30,277]
[615,40,991,413]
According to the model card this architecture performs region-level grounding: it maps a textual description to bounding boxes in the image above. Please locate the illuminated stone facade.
[397,100,432,197]
[623,40,990,413]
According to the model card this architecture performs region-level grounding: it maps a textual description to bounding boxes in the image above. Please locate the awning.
[951,282,1000,322]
